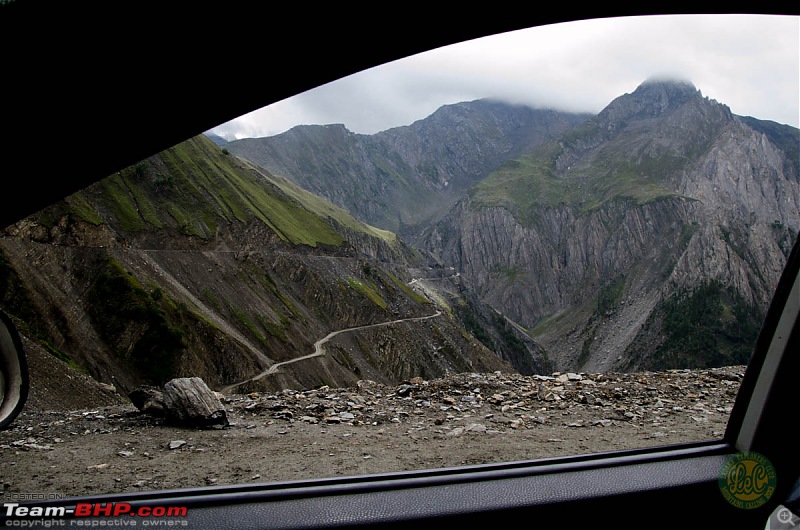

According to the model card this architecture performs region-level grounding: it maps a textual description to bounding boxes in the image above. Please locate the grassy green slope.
[470,137,678,226]
[60,135,398,248]
[241,158,398,245]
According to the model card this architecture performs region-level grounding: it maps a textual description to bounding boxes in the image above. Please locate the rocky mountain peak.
[638,76,698,96]
[281,122,355,142]
[599,78,721,125]
[549,78,731,175]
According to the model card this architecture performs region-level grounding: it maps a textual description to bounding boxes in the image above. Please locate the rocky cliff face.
[0,135,517,397]
[423,80,799,372]
[225,100,590,242]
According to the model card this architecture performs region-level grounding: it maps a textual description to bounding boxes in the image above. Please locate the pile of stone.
[223,365,744,433]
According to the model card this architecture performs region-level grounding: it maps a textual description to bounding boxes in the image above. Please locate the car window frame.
[1,6,797,529]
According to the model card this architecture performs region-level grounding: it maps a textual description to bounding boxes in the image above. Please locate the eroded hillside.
[1,135,549,399]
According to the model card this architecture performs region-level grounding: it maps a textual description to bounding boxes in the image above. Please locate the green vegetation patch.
[386,272,429,304]
[471,143,677,226]
[257,312,289,342]
[118,166,164,229]
[471,155,567,224]
[461,310,494,350]
[231,305,287,344]
[97,175,148,232]
[347,278,387,310]
[492,313,529,362]
[649,280,762,369]
[182,139,345,246]
[490,266,523,282]
[582,165,677,210]
[202,289,220,310]
[64,193,104,225]
[595,275,626,316]
[83,135,348,246]
[248,161,397,245]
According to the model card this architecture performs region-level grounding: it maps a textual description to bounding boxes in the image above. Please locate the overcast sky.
[210,14,799,141]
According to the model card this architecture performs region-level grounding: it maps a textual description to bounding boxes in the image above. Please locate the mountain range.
[223,100,590,243]
[224,78,798,372]
[0,78,796,399]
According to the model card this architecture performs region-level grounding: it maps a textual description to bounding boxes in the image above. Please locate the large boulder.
[130,377,228,428]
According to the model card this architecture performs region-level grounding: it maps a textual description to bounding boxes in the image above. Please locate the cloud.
[211,14,799,140]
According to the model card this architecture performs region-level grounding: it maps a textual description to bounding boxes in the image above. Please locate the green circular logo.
[719,451,776,509]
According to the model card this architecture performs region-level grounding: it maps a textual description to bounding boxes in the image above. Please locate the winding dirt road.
[222,310,442,393]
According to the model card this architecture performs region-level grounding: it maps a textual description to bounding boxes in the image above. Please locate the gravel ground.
[0,365,743,500]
